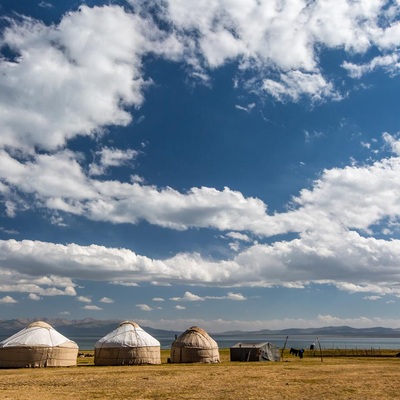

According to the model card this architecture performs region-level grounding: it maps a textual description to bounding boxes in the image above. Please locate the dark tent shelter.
[230,342,280,362]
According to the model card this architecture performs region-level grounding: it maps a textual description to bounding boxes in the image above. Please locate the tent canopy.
[94,321,161,365]
[0,321,78,368]
[172,326,218,349]
[0,321,78,348]
[95,320,160,348]
[170,326,220,363]
[230,342,280,362]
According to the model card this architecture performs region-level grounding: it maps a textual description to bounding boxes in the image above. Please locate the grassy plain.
[0,349,399,399]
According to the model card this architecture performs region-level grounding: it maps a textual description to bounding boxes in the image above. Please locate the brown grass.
[0,349,399,399]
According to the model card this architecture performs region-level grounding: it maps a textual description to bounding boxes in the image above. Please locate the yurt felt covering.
[94,321,161,365]
[0,321,78,368]
[170,326,220,363]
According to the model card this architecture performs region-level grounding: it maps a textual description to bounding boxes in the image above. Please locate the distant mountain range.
[220,325,400,337]
[0,318,399,339]
[0,318,179,338]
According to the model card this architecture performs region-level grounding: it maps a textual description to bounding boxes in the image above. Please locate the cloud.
[136,303,153,311]
[364,295,382,301]
[130,174,145,184]
[39,2,53,8]
[152,297,165,302]
[2,218,400,295]
[0,295,18,304]
[158,0,399,100]
[81,305,102,311]
[228,242,240,252]
[77,296,91,303]
[2,1,400,328]
[59,311,70,315]
[170,292,204,302]
[0,150,97,208]
[383,132,400,155]
[304,129,324,143]
[335,283,391,295]
[1,0,399,158]
[175,305,186,310]
[99,297,114,304]
[225,232,252,242]
[4,133,400,239]
[2,2,400,249]
[343,54,400,79]
[225,292,246,301]
[163,0,366,69]
[151,282,172,287]
[110,281,139,287]
[0,149,275,232]
[0,5,182,153]
[235,103,255,113]
[0,227,19,235]
[203,292,247,301]
[89,147,139,176]
[262,71,341,103]
[171,291,247,301]
[226,232,252,252]
[0,270,76,297]
[0,2,397,232]
[28,293,41,301]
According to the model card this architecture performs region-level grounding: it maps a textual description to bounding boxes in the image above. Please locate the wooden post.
[281,336,288,361]
[316,336,323,362]
[247,346,254,362]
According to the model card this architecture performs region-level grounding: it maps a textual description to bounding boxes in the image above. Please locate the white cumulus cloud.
[89,147,139,176]
[0,296,18,304]
[77,296,92,303]
[81,305,102,311]
[99,297,114,304]
[28,293,42,301]
[0,5,183,153]
[136,303,153,311]
[170,292,204,302]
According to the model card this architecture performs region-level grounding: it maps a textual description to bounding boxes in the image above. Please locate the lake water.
[72,333,400,351]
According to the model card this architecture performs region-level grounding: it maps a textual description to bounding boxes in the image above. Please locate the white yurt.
[0,321,79,368]
[170,326,220,363]
[94,321,161,365]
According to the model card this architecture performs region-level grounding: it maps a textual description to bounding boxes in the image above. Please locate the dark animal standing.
[289,347,304,359]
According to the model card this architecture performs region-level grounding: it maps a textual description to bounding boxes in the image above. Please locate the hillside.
[0,319,399,338]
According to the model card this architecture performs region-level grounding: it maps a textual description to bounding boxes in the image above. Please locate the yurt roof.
[28,321,52,329]
[173,326,218,349]
[95,320,160,348]
[0,321,78,348]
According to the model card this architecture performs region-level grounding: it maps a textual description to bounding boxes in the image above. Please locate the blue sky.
[1,0,400,332]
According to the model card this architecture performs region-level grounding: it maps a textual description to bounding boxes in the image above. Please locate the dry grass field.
[0,349,399,399]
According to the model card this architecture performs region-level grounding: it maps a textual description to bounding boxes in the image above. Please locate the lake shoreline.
[70,333,400,351]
